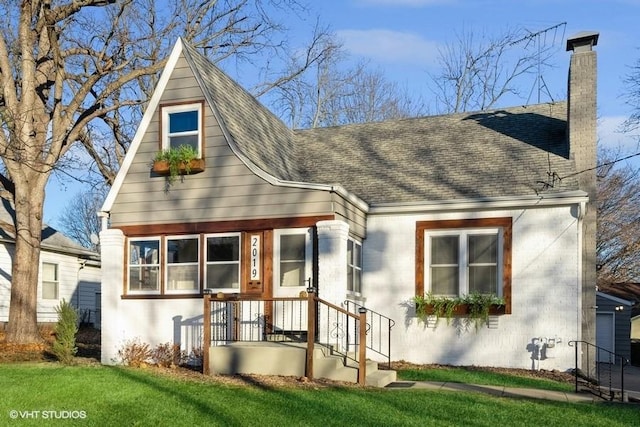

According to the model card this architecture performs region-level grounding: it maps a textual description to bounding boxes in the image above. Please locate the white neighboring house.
[98,32,599,372]
[0,198,101,328]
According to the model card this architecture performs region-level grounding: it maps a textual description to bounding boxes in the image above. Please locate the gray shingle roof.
[181,42,577,206]
[0,197,98,258]
[182,43,299,181]
[295,103,577,204]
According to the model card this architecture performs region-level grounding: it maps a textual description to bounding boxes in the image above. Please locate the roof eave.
[368,190,589,214]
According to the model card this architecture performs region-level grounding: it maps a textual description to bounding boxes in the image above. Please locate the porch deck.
[208,341,396,387]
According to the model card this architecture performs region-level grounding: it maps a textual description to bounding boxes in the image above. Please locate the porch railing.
[202,289,369,385]
[568,340,630,402]
[344,300,395,369]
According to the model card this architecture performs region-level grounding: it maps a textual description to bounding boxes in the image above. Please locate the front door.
[271,228,313,338]
[273,228,313,297]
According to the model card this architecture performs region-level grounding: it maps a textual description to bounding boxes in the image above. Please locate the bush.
[151,342,186,368]
[117,338,152,367]
[52,299,78,364]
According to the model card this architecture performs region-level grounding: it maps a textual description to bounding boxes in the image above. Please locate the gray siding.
[597,293,631,362]
[110,55,347,227]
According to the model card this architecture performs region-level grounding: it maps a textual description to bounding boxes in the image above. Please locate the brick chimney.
[566,31,598,354]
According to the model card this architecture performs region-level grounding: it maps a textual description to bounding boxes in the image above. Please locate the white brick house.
[99,32,599,372]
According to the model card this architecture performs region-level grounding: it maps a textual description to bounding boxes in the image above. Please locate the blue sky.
[44,0,640,225]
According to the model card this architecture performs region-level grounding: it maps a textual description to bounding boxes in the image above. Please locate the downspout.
[576,200,586,344]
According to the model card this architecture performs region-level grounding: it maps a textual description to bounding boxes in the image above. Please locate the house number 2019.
[250,235,260,281]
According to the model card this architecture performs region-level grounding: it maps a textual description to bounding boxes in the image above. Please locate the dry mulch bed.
[0,327,574,389]
[390,360,575,385]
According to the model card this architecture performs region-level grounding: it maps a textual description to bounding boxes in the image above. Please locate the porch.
[202,289,396,386]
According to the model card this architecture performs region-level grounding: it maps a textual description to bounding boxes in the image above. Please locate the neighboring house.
[595,291,633,363]
[99,32,599,372]
[0,199,101,327]
[597,283,640,341]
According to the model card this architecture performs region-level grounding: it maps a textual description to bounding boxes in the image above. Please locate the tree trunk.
[5,179,47,343]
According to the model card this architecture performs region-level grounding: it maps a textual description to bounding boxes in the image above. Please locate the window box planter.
[152,158,205,175]
[418,303,506,317]
[414,293,506,330]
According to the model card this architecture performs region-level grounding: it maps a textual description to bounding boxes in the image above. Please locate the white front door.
[272,228,313,337]
[273,228,313,297]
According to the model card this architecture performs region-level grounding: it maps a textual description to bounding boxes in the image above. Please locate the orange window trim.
[415,217,512,314]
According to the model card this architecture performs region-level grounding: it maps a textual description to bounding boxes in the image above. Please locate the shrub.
[117,338,152,367]
[52,299,78,364]
[151,342,186,368]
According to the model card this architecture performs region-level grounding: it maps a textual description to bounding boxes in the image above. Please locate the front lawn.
[396,364,574,392]
[1,363,637,426]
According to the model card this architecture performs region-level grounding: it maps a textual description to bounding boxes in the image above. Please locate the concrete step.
[366,368,397,388]
[312,346,396,387]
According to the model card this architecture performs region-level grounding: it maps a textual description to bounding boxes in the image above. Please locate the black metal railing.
[568,340,630,401]
[344,300,395,368]
[208,298,308,343]
[202,290,370,385]
[315,297,364,368]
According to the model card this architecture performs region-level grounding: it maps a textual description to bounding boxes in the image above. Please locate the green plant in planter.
[153,144,199,184]
[463,292,505,330]
[414,291,504,330]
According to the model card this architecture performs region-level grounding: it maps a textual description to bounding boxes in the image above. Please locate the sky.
[44,0,640,226]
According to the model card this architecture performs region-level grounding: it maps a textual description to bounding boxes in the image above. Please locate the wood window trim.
[158,100,206,158]
[415,217,512,314]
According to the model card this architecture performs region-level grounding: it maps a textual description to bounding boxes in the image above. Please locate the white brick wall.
[362,206,581,370]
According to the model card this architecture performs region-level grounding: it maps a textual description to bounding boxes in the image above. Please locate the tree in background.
[597,152,640,286]
[57,188,107,252]
[428,26,561,113]
[269,50,425,128]
[0,0,331,344]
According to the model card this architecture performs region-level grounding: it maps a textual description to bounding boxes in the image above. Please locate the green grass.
[397,366,574,392]
[1,363,637,426]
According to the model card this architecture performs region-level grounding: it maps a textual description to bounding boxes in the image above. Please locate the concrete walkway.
[385,381,611,403]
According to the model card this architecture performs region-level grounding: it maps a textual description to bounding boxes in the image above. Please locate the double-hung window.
[427,230,500,297]
[205,233,241,292]
[161,102,203,156]
[416,218,512,312]
[166,236,200,293]
[347,239,362,294]
[42,262,59,300]
[128,238,161,293]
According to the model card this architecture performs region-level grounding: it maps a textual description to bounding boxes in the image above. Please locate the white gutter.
[368,190,589,214]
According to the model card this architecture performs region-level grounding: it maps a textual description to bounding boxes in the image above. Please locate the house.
[595,291,632,363]
[0,198,101,328]
[596,282,640,365]
[99,31,599,374]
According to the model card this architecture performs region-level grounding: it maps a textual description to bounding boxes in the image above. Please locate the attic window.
[161,102,203,157]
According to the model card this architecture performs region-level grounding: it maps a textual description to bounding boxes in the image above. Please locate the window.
[205,233,240,292]
[166,236,199,293]
[161,103,203,155]
[426,230,500,297]
[416,218,512,312]
[42,262,58,300]
[128,238,160,293]
[347,239,362,293]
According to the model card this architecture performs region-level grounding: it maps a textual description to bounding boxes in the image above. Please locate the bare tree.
[622,53,640,133]
[270,47,424,128]
[428,26,562,113]
[597,151,640,285]
[0,0,330,343]
[56,188,107,252]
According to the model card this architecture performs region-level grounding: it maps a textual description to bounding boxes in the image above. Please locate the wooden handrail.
[203,294,211,375]
[202,292,368,385]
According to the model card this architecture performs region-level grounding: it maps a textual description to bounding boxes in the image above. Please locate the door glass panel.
[278,234,306,288]
[206,235,240,290]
